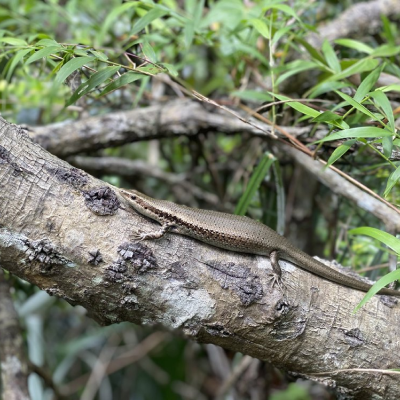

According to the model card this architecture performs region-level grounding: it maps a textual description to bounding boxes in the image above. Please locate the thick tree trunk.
[1,117,400,399]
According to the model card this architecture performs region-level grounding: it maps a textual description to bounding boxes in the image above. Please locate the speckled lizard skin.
[120,189,400,297]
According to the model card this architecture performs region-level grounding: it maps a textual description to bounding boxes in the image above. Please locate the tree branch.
[1,117,400,398]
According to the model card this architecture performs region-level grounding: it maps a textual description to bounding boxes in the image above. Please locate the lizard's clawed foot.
[132,230,148,241]
[267,272,285,294]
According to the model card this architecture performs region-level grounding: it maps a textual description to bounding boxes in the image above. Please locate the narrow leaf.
[55,56,94,85]
[99,72,144,97]
[384,164,400,197]
[66,66,120,106]
[312,111,341,122]
[322,40,341,73]
[325,139,356,168]
[263,4,299,21]
[248,18,270,39]
[335,90,379,121]
[369,90,395,131]
[371,45,400,57]
[334,39,374,54]
[275,60,317,86]
[314,127,393,143]
[271,93,320,118]
[235,153,275,216]
[307,81,348,98]
[98,2,138,45]
[231,90,273,102]
[354,269,400,312]
[131,8,168,35]
[382,136,393,158]
[35,39,59,47]
[296,38,325,64]
[354,64,384,102]
[4,48,31,80]
[0,37,27,46]
[141,39,157,63]
[327,58,379,82]
[349,227,400,254]
[26,46,61,65]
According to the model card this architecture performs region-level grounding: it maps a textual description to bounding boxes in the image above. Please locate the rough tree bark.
[1,117,400,399]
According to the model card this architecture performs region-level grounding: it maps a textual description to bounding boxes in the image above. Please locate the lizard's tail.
[283,248,400,297]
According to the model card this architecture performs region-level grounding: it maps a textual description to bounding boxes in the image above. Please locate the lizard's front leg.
[133,223,175,241]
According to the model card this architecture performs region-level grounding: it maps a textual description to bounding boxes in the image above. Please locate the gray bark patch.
[88,249,103,265]
[83,186,120,215]
[24,238,71,273]
[202,260,263,306]
[106,243,159,283]
[118,242,158,272]
[204,323,232,337]
[47,166,88,188]
[342,328,365,347]
[0,145,25,175]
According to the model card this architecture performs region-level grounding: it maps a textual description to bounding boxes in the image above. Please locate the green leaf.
[248,18,270,39]
[136,63,165,74]
[327,58,379,82]
[34,39,59,47]
[381,15,395,46]
[312,111,349,129]
[26,46,61,65]
[354,269,400,312]
[184,19,195,49]
[184,0,205,48]
[371,44,400,57]
[369,90,395,131]
[235,153,276,216]
[272,25,292,46]
[307,81,348,98]
[275,60,317,86]
[334,39,374,54]
[322,40,340,73]
[382,136,393,158]
[0,37,27,46]
[133,74,150,107]
[66,66,120,106]
[384,164,400,197]
[55,56,94,85]
[380,84,400,93]
[349,227,400,254]
[296,38,325,64]
[314,127,393,143]
[99,72,144,97]
[141,39,157,63]
[231,90,273,102]
[325,139,356,168]
[263,4,300,21]
[271,93,320,118]
[335,90,380,121]
[4,48,31,81]
[98,2,138,45]
[89,50,108,62]
[235,41,269,67]
[354,64,384,102]
[312,111,341,123]
[131,7,168,35]
[161,63,179,77]
[272,160,285,235]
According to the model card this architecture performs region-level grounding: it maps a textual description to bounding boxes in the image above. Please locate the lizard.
[119,188,400,297]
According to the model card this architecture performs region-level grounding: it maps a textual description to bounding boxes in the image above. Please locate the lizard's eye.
[130,195,137,200]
